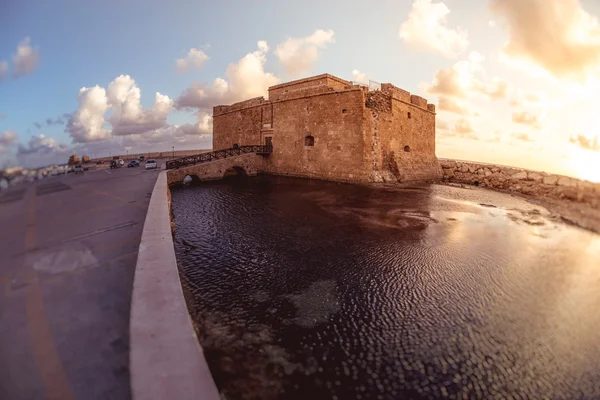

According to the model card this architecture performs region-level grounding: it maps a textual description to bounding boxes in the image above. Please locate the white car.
[145,160,157,170]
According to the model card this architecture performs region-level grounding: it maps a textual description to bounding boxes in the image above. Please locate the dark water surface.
[171,176,600,400]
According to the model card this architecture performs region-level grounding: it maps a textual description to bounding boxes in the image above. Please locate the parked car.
[127,160,140,168]
[145,159,157,170]
[139,156,145,161]
[110,160,119,169]
[74,164,83,174]
[118,159,125,167]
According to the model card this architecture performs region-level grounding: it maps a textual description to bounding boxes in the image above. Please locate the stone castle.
[211,73,442,183]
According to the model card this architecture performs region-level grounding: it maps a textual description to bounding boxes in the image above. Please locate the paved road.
[0,165,162,399]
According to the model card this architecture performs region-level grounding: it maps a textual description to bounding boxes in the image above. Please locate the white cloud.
[66,75,173,142]
[176,48,209,72]
[455,118,474,134]
[512,111,541,127]
[12,37,40,78]
[176,41,279,109]
[352,69,369,85]
[474,77,509,100]
[0,130,18,154]
[570,134,600,151]
[438,97,473,115]
[66,86,110,143]
[425,52,509,101]
[512,132,534,142]
[490,0,600,81]
[15,134,71,167]
[400,0,468,58]
[509,90,541,107]
[274,29,335,76]
[107,75,172,136]
[175,112,213,136]
[0,61,7,81]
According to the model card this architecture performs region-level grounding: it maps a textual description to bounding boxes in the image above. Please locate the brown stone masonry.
[211,73,442,183]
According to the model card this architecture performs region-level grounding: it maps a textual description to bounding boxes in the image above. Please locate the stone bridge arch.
[167,153,265,185]
[223,166,247,178]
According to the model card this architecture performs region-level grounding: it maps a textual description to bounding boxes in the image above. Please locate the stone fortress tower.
[212,74,442,183]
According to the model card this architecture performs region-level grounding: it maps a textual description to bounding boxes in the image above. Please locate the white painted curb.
[130,171,220,400]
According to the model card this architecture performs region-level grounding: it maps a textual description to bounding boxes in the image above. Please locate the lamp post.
[172,146,174,159]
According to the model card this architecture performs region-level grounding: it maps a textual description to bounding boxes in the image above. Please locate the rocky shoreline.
[439,159,600,234]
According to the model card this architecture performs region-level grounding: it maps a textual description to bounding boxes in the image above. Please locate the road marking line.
[104,169,111,174]
[26,285,77,400]
[62,221,138,242]
[23,185,77,400]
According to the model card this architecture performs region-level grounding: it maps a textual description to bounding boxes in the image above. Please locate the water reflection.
[171,176,600,400]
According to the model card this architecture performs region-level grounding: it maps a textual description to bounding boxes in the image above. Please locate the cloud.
[512,111,539,126]
[400,0,468,58]
[424,52,485,98]
[0,113,5,120]
[17,134,70,160]
[425,52,511,108]
[107,75,172,136]
[66,85,110,143]
[174,112,213,136]
[12,37,40,78]
[436,119,452,131]
[426,66,467,98]
[490,0,600,81]
[352,69,369,85]
[0,61,7,81]
[438,97,472,115]
[0,131,18,154]
[512,132,534,142]
[176,48,209,72]
[15,135,73,168]
[455,118,474,134]
[570,134,600,151]
[509,90,541,106]
[274,29,335,76]
[66,75,172,142]
[474,77,509,100]
[46,116,65,125]
[176,41,279,109]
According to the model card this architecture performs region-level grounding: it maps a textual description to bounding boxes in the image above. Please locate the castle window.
[342,108,347,113]
[407,112,412,119]
[404,145,411,152]
[305,135,315,146]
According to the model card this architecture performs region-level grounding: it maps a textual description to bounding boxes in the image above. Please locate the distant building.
[212,74,441,183]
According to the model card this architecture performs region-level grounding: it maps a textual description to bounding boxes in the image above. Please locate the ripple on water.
[171,176,600,400]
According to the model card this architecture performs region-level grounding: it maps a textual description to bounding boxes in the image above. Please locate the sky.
[1,0,599,182]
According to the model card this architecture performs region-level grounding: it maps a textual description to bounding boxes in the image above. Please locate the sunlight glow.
[569,147,600,183]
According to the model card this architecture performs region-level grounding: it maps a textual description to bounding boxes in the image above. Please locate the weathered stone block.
[512,171,528,180]
[527,172,543,182]
[557,176,573,187]
[543,175,559,185]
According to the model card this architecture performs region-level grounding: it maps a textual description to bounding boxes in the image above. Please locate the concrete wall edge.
[129,171,220,400]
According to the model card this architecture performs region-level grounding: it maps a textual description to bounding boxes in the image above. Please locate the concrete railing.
[129,171,220,400]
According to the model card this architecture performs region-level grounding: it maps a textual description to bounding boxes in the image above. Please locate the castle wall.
[366,90,441,182]
[213,102,274,149]
[211,74,440,184]
[262,88,371,182]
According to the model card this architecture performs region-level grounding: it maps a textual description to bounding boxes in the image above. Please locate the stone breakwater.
[440,159,600,232]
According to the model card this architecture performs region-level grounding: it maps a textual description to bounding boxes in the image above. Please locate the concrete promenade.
[0,164,161,399]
